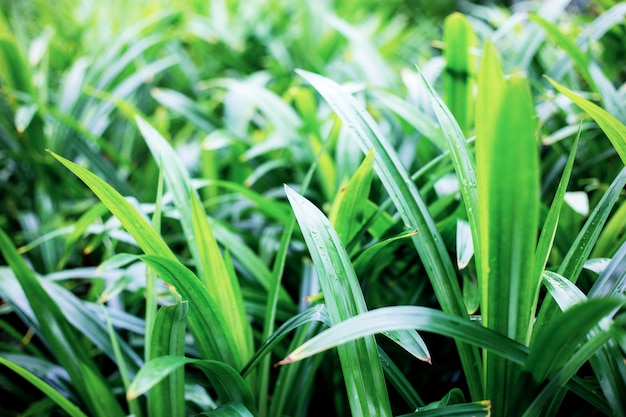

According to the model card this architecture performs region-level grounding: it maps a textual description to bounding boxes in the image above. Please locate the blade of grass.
[151,88,215,133]
[475,42,540,415]
[329,148,375,245]
[520,311,623,417]
[398,401,491,417]
[100,304,142,417]
[592,201,626,258]
[240,304,330,378]
[49,151,176,260]
[145,161,164,363]
[286,185,392,416]
[137,116,252,365]
[128,356,256,414]
[419,68,480,273]
[191,190,252,366]
[546,77,626,166]
[589,240,626,298]
[534,134,580,286]
[378,348,424,410]
[147,301,188,417]
[525,298,621,383]
[277,306,529,367]
[199,402,254,416]
[443,12,476,137]
[141,255,241,366]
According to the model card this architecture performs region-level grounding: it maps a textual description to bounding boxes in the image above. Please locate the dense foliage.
[1,0,625,416]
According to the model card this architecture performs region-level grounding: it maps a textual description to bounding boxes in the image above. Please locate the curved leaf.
[128,356,256,414]
[547,77,626,166]
[277,306,529,367]
[285,185,392,416]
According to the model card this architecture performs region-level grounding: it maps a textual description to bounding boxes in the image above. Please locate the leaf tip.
[274,356,293,367]
[126,389,139,402]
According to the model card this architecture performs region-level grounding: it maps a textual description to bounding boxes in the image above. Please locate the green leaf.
[277,306,528,366]
[136,117,272,362]
[592,201,626,258]
[546,77,626,166]
[0,356,88,417]
[475,41,540,415]
[134,116,199,263]
[240,304,330,378]
[531,15,593,90]
[369,89,446,149]
[525,298,622,383]
[96,253,141,272]
[285,185,392,416]
[198,402,254,417]
[399,388,491,417]
[542,271,587,311]
[522,326,618,417]
[296,68,482,401]
[517,299,624,415]
[151,88,215,132]
[48,151,176,260]
[127,356,189,401]
[378,349,424,410]
[141,255,241,367]
[534,134,579,285]
[128,356,256,414]
[443,12,477,136]
[420,57,479,272]
[476,42,541,341]
[148,302,188,417]
[190,190,252,365]
[329,148,375,245]
[353,228,418,276]
[382,330,430,363]
[400,401,490,417]
[589,240,626,298]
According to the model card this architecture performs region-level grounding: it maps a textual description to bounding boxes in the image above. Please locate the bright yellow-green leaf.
[476,41,540,416]
[547,77,626,166]
[443,13,477,136]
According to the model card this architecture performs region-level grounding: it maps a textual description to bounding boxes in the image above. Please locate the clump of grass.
[1,1,625,416]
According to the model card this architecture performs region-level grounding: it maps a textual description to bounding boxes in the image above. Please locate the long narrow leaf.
[148,302,188,417]
[475,42,540,415]
[141,255,241,367]
[285,185,392,416]
[534,134,580,284]
[191,190,252,364]
[443,12,477,136]
[277,306,529,366]
[49,151,176,260]
[547,77,626,166]
[241,304,330,378]
[419,69,480,272]
[128,356,256,414]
